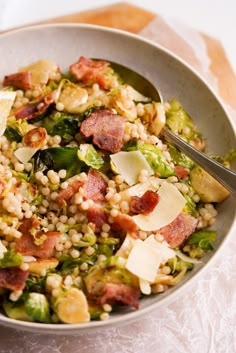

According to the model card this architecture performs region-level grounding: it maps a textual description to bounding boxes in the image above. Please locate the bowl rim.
[0,22,235,334]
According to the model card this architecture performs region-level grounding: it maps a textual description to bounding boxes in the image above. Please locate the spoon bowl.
[107,60,236,197]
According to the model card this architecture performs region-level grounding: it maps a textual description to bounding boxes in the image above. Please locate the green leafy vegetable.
[34,147,85,179]
[77,144,104,169]
[168,257,193,272]
[4,126,22,142]
[182,194,198,216]
[3,301,33,322]
[0,251,23,268]
[166,99,204,145]
[168,144,195,170]
[41,111,83,142]
[136,143,175,177]
[186,230,216,250]
[25,276,46,293]
[25,293,51,323]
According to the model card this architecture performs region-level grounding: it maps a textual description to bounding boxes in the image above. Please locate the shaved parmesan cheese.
[132,181,186,231]
[145,235,176,264]
[125,239,162,282]
[0,240,7,260]
[116,233,136,258]
[125,176,162,197]
[0,91,16,136]
[14,146,38,164]
[139,278,151,295]
[110,150,153,186]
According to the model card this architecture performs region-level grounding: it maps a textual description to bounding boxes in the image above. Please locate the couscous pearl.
[41,175,49,185]
[100,313,110,321]
[14,162,25,172]
[110,209,119,217]
[71,233,82,243]
[19,263,29,271]
[70,249,80,258]
[59,215,68,223]
[58,169,67,179]
[25,210,33,218]
[68,217,76,225]
[103,304,112,312]
[55,243,64,252]
[102,224,111,232]
[56,102,64,111]
[50,192,58,200]
[64,240,72,249]
[85,246,95,256]
[60,181,69,189]
[80,263,88,271]
[64,275,73,286]
[9,290,23,302]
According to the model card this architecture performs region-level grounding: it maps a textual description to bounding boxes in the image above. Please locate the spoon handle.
[162,127,236,197]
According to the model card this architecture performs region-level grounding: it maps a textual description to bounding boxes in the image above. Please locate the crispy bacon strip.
[174,165,189,179]
[98,283,140,309]
[0,268,29,291]
[86,204,108,231]
[130,190,159,215]
[111,214,138,236]
[80,109,126,153]
[57,179,82,205]
[15,217,60,258]
[84,168,108,201]
[70,56,110,89]
[14,91,56,120]
[3,71,32,90]
[158,213,198,248]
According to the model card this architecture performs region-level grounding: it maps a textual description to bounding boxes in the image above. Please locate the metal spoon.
[108,60,236,197]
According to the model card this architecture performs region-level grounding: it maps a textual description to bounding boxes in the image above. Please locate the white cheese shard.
[132,181,186,231]
[144,235,176,264]
[110,150,153,186]
[0,91,16,136]
[0,240,7,260]
[125,239,162,282]
[14,146,39,164]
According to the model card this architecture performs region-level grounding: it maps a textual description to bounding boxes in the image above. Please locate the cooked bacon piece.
[86,204,108,230]
[18,216,41,234]
[98,283,140,309]
[174,165,189,179]
[3,71,32,90]
[16,217,60,258]
[70,56,110,89]
[0,268,29,291]
[111,214,138,236]
[57,179,82,205]
[14,91,55,120]
[158,213,198,248]
[130,190,159,215]
[84,168,108,201]
[80,109,126,153]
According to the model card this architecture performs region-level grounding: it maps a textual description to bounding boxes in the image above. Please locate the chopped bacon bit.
[14,91,56,120]
[16,217,60,258]
[70,56,110,89]
[84,168,108,201]
[3,71,32,90]
[158,213,198,248]
[130,190,159,215]
[86,204,108,231]
[80,109,126,153]
[174,165,189,179]
[98,283,140,309]
[18,216,41,234]
[22,127,47,148]
[0,268,29,291]
[111,214,138,236]
[56,179,82,205]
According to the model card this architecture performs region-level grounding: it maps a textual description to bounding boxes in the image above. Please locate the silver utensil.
[108,60,236,197]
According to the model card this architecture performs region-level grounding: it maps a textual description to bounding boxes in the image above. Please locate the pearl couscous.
[0,56,231,324]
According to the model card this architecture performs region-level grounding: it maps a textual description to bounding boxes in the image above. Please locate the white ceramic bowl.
[0,23,235,334]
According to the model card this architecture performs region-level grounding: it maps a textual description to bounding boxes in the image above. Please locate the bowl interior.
[0,24,235,334]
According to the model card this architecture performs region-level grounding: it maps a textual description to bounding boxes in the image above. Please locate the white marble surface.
[0,2,236,352]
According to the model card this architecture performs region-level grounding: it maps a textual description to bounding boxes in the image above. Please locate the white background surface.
[0,0,236,73]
